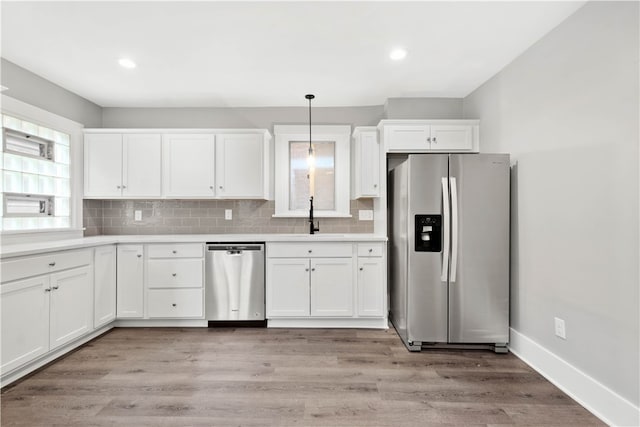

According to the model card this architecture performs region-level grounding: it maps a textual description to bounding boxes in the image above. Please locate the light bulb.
[307,146,315,168]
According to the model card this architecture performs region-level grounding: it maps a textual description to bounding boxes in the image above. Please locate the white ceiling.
[1,1,585,108]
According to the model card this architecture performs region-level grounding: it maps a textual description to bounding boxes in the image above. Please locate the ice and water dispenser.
[414,215,442,252]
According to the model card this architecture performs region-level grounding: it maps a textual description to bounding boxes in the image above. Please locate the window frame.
[1,95,84,240]
[273,124,351,218]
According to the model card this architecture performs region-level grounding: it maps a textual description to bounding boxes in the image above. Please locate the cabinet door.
[430,125,473,151]
[116,245,144,318]
[122,134,162,197]
[94,245,116,328]
[310,258,354,317]
[386,125,430,151]
[353,130,380,198]
[84,134,123,197]
[215,133,266,198]
[266,258,310,317]
[357,258,385,317]
[162,134,215,197]
[49,266,92,350]
[1,276,50,373]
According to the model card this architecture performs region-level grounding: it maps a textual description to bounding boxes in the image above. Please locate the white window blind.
[0,114,71,231]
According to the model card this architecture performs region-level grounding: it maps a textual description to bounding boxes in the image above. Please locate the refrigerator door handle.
[441,177,450,282]
[450,177,459,283]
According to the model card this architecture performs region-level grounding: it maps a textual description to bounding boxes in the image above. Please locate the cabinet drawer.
[147,259,203,288]
[1,249,92,283]
[147,244,203,259]
[147,289,203,318]
[268,243,352,258]
[357,243,384,257]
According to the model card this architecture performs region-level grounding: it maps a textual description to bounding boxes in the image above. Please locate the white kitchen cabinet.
[84,133,162,198]
[49,266,92,350]
[94,245,116,328]
[162,133,216,197]
[266,258,311,317]
[357,243,386,317]
[145,243,204,319]
[116,245,144,318]
[266,243,354,319]
[215,133,268,199]
[379,120,479,153]
[351,127,380,198]
[0,248,93,377]
[0,275,50,373]
[310,258,353,317]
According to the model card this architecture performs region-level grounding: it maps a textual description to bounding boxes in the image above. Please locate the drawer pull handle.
[48,262,56,267]
[172,273,177,277]
[172,303,177,307]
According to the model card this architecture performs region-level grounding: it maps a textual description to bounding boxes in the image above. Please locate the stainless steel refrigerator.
[388,153,510,352]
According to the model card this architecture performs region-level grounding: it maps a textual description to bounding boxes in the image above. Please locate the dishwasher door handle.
[226,250,243,255]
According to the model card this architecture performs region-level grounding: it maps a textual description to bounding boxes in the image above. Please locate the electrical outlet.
[359,210,374,221]
[134,210,142,221]
[225,209,232,220]
[554,317,566,339]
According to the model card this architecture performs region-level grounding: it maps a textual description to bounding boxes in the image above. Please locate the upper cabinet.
[162,133,216,198]
[378,120,480,153]
[84,133,162,198]
[351,127,380,199]
[215,133,269,199]
[84,130,271,200]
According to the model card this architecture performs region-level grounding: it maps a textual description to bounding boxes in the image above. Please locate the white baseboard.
[114,319,208,327]
[509,328,640,426]
[268,317,388,329]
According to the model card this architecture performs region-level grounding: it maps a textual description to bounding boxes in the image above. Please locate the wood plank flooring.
[1,327,603,426]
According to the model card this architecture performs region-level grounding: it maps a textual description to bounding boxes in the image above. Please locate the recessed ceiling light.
[389,48,408,61]
[118,58,137,69]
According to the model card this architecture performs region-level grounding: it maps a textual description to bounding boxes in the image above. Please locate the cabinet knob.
[172,273,177,277]
[373,184,378,188]
[117,185,121,189]
[305,268,309,272]
[172,250,177,254]
[137,254,142,258]
[219,185,223,189]
[48,262,56,267]
[311,268,315,272]
[52,285,59,290]
[122,185,127,189]
[308,249,312,253]
[427,137,431,143]
[432,137,437,143]
[172,303,177,307]
[45,288,51,292]
[360,267,364,271]
[209,186,214,190]
[368,248,373,253]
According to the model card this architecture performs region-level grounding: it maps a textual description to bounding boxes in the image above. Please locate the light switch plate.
[359,210,374,221]
[134,210,142,221]
[225,209,232,220]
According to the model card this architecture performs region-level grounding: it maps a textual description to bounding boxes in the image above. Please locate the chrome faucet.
[309,196,319,234]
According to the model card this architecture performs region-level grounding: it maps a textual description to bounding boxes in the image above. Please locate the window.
[274,125,350,217]
[0,114,71,231]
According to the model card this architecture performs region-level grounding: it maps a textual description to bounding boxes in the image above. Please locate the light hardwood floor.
[1,327,603,426]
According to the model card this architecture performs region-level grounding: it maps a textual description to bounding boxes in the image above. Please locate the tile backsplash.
[83,199,374,236]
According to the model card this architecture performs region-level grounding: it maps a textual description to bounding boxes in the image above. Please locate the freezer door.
[406,154,449,343]
[448,154,510,343]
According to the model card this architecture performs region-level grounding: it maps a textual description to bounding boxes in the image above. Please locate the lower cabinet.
[116,245,144,318]
[94,245,117,327]
[147,289,203,318]
[49,266,93,350]
[0,249,93,376]
[266,242,384,324]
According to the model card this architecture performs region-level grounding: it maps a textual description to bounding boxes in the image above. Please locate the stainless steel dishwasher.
[205,243,265,322]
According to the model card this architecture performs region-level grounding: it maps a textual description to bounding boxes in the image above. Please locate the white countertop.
[0,233,387,259]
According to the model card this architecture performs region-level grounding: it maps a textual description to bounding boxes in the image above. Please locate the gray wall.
[1,59,102,127]
[463,1,639,407]
[384,97,463,119]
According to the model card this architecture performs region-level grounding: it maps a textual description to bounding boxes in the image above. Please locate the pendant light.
[305,94,315,168]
